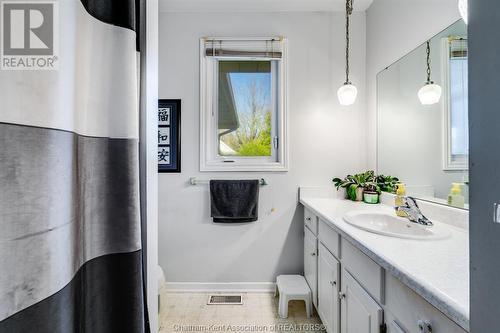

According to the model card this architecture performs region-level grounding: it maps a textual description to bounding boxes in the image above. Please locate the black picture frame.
[158,99,181,173]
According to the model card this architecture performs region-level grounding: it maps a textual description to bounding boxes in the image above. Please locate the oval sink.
[343,211,450,240]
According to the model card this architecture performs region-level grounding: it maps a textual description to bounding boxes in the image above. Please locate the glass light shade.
[337,83,358,106]
[458,0,468,24]
[418,83,442,105]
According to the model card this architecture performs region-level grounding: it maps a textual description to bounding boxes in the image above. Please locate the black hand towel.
[210,179,260,223]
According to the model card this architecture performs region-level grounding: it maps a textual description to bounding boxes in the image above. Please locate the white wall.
[158,11,367,285]
[366,0,461,170]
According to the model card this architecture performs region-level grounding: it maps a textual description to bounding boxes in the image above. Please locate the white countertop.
[299,190,469,331]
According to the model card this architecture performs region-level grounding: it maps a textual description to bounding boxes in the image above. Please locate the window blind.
[450,37,468,58]
[204,38,283,58]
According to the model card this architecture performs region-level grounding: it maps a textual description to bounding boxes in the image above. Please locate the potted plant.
[363,181,381,204]
[332,175,355,200]
[333,171,376,202]
[334,172,400,203]
[376,174,400,194]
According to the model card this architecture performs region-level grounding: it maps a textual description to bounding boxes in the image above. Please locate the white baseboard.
[164,282,276,293]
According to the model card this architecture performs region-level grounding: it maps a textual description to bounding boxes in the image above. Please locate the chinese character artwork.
[158,107,171,126]
[158,146,170,165]
[158,99,181,172]
[158,127,170,145]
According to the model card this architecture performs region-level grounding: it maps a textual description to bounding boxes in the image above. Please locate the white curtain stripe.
[0,0,138,139]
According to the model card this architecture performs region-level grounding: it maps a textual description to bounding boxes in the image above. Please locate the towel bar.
[189,177,268,186]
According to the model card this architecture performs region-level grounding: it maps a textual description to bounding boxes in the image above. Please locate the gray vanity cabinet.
[303,206,468,333]
[318,243,340,333]
[340,268,383,333]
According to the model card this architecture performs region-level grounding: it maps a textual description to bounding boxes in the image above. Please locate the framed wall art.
[158,99,181,173]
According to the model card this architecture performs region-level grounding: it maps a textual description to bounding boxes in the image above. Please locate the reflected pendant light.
[418,41,442,105]
[458,0,468,24]
[337,0,357,106]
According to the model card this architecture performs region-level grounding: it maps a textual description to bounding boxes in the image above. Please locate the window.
[443,37,468,170]
[200,38,288,171]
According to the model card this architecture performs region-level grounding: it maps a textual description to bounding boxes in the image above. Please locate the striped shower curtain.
[0,0,147,332]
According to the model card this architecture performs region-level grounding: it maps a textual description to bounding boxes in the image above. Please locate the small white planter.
[355,187,364,201]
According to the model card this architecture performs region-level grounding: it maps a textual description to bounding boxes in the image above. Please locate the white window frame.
[199,37,288,172]
[441,37,468,171]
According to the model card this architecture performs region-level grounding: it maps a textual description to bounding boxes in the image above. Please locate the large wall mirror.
[377,20,468,209]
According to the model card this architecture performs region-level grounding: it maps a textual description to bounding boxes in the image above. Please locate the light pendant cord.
[426,40,433,84]
[344,0,353,85]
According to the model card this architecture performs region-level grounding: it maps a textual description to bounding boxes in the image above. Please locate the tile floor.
[159,291,325,333]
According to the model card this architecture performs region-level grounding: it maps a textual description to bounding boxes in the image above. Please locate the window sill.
[442,166,469,172]
[200,161,288,172]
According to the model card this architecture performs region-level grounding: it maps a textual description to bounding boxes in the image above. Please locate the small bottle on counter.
[395,183,407,217]
[447,183,465,208]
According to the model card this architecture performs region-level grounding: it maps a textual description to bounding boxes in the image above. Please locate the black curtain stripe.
[0,251,145,333]
[80,0,136,32]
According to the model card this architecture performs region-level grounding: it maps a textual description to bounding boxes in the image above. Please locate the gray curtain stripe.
[0,123,141,321]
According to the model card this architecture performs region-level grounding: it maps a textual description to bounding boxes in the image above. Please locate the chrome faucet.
[395,196,433,226]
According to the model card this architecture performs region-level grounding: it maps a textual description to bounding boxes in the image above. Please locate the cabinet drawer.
[318,219,340,258]
[385,274,467,333]
[304,207,318,235]
[341,240,384,303]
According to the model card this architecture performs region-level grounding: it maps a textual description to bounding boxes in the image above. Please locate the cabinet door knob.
[329,281,337,286]
[306,217,311,221]
[339,292,346,300]
[418,320,432,333]
[311,252,316,256]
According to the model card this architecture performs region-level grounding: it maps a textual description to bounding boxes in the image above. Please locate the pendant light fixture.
[337,0,357,106]
[458,0,468,24]
[418,41,442,106]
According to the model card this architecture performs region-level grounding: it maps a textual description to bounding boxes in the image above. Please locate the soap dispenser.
[447,183,465,208]
[395,183,407,217]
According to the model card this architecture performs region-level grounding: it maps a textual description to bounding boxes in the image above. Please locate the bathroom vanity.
[300,188,469,333]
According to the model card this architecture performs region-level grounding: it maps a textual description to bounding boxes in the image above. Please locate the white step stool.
[275,275,312,319]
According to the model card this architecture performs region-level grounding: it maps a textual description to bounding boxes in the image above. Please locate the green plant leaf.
[347,184,358,201]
